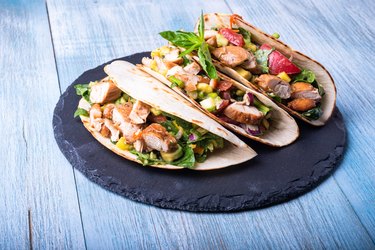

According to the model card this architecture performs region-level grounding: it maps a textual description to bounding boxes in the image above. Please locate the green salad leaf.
[254,48,273,73]
[302,106,323,120]
[73,108,89,118]
[294,69,316,83]
[238,27,251,45]
[74,83,91,103]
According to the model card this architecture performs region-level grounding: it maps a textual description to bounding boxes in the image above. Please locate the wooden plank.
[0,0,85,248]
[46,0,374,248]
[228,0,375,240]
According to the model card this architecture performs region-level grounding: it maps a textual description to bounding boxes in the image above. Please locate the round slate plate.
[53,52,346,212]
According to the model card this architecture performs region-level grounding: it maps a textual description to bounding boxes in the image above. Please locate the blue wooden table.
[1,0,374,248]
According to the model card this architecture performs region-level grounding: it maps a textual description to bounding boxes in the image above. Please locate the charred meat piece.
[141,123,178,153]
[255,74,291,99]
[291,82,321,102]
[129,100,151,124]
[216,80,232,92]
[89,104,103,132]
[112,103,142,143]
[223,102,264,125]
[288,98,316,112]
[148,113,167,123]
[89,80,122,104]
[183,61,201,75]
[212,46,250,68]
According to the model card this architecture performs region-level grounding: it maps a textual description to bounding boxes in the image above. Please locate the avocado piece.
[161,145,183,162]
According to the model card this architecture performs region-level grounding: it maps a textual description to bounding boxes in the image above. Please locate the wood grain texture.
[229,0,375,241]
[46,0,374,249]
[0,0,85,248]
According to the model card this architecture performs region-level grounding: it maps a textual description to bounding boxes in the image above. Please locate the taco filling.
[74,78,225,168]
[142,45,273,136]
[158,14,325,121]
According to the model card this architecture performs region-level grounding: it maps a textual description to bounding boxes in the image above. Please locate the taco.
[74,60,256,170]
[158,13,336,126]
[140,44,299,147]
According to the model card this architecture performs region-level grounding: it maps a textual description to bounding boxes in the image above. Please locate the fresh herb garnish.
[159,12,218,79]
[254,48,274,73]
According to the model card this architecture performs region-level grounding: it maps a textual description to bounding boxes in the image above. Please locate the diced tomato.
[219,28,245,47]
[216,80,233,91]
[260,44,301,75]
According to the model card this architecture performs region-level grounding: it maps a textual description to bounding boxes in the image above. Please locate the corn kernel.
[277,72,291,82]
[197,83,213,93]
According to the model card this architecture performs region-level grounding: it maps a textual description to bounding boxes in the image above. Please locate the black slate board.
[53,52,346,212]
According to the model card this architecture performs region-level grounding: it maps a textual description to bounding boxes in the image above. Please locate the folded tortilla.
[78,61,257,170]
[139,63,299,147]
[194,13,336,126]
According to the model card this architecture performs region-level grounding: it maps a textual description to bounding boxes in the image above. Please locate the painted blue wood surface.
[0,0,85,249]
[0,0,374,248]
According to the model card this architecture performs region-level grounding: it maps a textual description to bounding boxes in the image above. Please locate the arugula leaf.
[294,69,315,83]
[198,43,218,79]
[238,27,251,45]
[73,108,89,118]
[159,31,200,48]
[254,48,273,73]
[302,106,323,120]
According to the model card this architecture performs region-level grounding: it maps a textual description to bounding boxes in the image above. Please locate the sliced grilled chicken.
[288,98,316,112]
[223,102,264,125]
[141,123,178,153]
[129,100,151,124]
[255,74,291,99]
[164,48,183,64]
[112,103,142,143]
[89,104,103,132]
[89,80,122,104]
[104,118,120,142]
[291,82,321,101]
[183,61,201,75]
[240,52,258,72]
[133,139,149,152]
[103,103,115,119]
[212,46,250,68]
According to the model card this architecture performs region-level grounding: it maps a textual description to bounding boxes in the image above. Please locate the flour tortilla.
[139,63,299,147]
[194,13,336,126]
[78,60,256,171]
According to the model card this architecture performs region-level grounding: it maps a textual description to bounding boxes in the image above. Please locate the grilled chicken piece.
[164,48,183,64]
[240,52,258,71]
[133,139,151,152]
[212,46,250,68]
[223,103,264,125]
[103,103,116,119]
[206,36,217,47]
[89,104,103,132]
[100,124,110,138]
[104,118,120,142]
[183,61,201,75]
[255,74,291,99]
[288,98,316,112]
[129,100,151,124]
[89,80,122,104]
[291,82,321,101]
[141,123,178,153]
[112,103,142,143]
